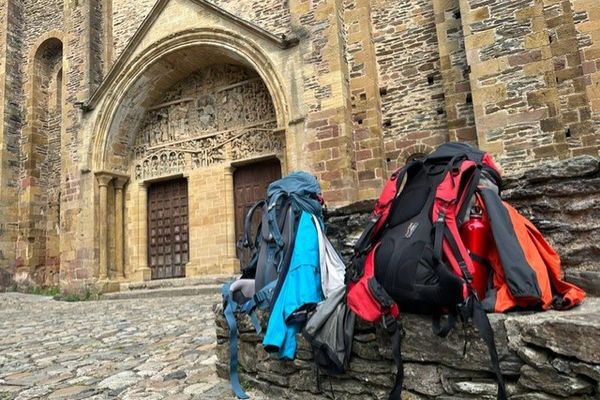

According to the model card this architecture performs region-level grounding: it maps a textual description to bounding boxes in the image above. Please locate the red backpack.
[346,142,582,400]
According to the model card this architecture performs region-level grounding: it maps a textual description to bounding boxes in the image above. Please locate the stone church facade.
[0,0,598,292]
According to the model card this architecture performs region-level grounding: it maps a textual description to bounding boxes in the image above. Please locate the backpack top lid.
[425,142,485,164]
[424,141,503,188]
[267,171,323,220]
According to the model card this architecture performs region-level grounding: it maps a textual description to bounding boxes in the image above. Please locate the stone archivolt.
[132,65,282,180]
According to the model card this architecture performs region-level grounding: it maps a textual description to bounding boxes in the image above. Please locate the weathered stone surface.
[506,298,600,364]
[403,363,444,396]
[218,294,600,399]
[399,313,522,374]
[164,370,187,380]
[510,156,600,183]
[518,365,594,397]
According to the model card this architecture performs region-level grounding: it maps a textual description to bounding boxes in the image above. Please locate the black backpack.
[347,142,507,400]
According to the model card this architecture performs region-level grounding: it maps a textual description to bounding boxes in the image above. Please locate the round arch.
[88,27,292,172]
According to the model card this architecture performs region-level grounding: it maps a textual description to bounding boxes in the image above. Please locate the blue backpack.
[221,171,323,399]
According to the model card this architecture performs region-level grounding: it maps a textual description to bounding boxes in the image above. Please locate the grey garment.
[303,286,355,374]
[459,172,500,226]
[312,214,346,298]
[230,279,256,299]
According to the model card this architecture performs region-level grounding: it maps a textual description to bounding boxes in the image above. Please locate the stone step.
[99,284,222,300]
[118,275,236,292]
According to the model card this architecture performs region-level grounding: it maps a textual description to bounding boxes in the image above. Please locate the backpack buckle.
[381,313,398,334]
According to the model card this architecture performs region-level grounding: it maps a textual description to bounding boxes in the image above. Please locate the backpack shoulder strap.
[353,160,420,257]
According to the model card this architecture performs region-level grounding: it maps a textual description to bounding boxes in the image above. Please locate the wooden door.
[147,178,189,279]
[233,159,282,270]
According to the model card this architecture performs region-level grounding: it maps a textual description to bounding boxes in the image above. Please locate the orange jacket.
[485,202,585,313]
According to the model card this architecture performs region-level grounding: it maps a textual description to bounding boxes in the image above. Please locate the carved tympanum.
[132,65,282,180]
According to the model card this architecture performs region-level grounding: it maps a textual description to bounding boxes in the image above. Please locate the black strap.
[466,298,508,400]
[243,200,265,250]
[471,253,492,270]
[353,214,381,256]
[433,213,445,263]
[387,321,404,400]
[443,229,473,283]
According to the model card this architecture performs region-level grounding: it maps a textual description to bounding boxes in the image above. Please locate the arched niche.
[18,36,64,287]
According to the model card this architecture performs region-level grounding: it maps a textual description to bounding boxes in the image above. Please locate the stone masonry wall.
[344,0,387,200]
[215,298,600,399]
[112,0,292,61]
[209,0,291,37]
[112,0,156,58]
[290,0,358,206]
[572,0,600,146]
[372,0,449,174]
[433,0,477,145]
[0,0,25,286]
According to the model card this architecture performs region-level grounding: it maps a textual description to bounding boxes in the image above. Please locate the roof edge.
[82,0,298,111]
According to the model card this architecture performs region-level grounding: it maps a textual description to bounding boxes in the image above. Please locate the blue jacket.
[262,211,324,359]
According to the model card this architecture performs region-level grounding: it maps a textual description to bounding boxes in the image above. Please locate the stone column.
[134,183,151,281]
[224,167,236,260]
[288,0,357,207]
[113,176,128,279]
[95,173,113,279]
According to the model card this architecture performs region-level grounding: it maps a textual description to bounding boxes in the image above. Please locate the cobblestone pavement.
[0,293,267,400]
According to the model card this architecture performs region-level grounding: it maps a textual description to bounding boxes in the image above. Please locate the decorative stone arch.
[86,27,295,282]
[88,27,292,173]
[398,144,434,165]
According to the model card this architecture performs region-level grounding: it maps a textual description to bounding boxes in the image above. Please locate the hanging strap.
[239,300,262,334]
[460,296,507,400]
[222,285,249,399]
[383,314,404,400]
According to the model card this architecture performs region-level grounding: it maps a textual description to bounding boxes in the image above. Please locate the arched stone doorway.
[88,32,292,283]
[130,64,283,280]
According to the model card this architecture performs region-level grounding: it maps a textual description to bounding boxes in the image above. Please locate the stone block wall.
[0,0,24,285]
[112,0,156,58]
[372,0,449,174]
[344,0,386,200]
[433,0,477,145]
[214,298,600,399]
[112,0,292,61]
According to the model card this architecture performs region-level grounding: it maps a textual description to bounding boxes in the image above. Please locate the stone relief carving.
[132,65,281,180]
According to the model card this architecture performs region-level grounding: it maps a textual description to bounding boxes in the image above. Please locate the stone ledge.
[214,297,600,399]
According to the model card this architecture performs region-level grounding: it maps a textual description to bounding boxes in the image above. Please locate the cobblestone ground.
[0,293,267,400]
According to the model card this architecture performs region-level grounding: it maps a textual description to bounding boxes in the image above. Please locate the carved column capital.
[113,176,129,190]
[95,172,114,187]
